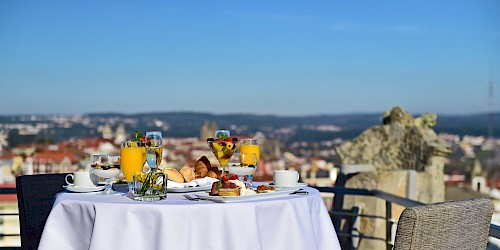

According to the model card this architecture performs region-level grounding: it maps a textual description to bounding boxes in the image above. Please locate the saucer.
[64,185,105,193]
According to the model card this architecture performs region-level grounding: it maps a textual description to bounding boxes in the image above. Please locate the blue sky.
[1,1,499,116]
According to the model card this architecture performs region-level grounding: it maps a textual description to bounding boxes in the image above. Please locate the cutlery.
[183,194,224,203]
[183,194,200,201]
[289,190,308,195]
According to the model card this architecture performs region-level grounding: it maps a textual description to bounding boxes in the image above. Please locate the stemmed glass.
[227,153,258,188]
[240,138,260,187]
[207,129,240,178]
[91,153,122,195]
[145,131,163,172]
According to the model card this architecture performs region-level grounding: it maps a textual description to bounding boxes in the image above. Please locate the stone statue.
[334,106,451,249]
[414,112,437,128]
[337,106,450,172]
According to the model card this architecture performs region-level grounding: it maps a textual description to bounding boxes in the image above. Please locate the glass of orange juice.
[239,138,260,186]
[120,141,146,191]
[240,138,260,162]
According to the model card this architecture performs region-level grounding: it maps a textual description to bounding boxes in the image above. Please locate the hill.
[1,112,499,146]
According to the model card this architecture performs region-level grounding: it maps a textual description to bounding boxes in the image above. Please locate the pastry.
[210,167,221,178]
[209,177,242,196]
[257,185,275,192]
[207,170,218,179]
[210,181,219,196]
[208,167,228,178]
[218,188,240,196]
[180,166,195,182]
[165,168,185,183]
[195,156,211,178]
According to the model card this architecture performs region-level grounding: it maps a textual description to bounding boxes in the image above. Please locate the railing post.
[332,173,347,231]
[386,201,392,250]
[332,172,358,231]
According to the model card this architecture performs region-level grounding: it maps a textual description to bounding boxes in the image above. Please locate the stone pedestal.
[342,161,445,250]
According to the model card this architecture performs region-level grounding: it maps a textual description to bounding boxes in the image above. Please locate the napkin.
[167,180,189,189]
[189,177,218,187]
[167,177,218,189]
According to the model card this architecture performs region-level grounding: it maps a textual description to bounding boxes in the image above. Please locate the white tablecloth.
[38,184,341,250]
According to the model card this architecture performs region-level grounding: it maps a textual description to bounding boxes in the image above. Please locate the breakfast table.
[38,183,341,250]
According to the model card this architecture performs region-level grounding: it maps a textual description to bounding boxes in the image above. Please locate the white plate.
[64,185,105,193]
[195,189,298,203]
[167,186,212,193]
[268,182,308,189]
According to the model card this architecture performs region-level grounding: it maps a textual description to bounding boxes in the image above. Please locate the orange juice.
[120,146,146,182]
[240,144,260,163]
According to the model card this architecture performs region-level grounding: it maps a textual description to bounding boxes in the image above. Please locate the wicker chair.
[16,173,68,250]
[393,198,494,250]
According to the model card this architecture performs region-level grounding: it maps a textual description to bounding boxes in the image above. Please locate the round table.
[38,183,341,250]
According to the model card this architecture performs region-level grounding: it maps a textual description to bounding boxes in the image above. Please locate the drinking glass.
[227,152,258,188]
[240,138,260,186]
[207,129,239,178]
[145,131,163,172]
[120,141,146,192]
[91,154,122,195]
[240,138,260,162]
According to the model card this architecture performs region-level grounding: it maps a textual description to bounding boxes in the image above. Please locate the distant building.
[114,124,127,145]
[101,124,113,139]
[0,154,21,184]
[26,151,79,174]
[201,120,218,139]
[471,158,487,193]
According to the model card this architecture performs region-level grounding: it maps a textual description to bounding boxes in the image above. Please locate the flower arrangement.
[130,170,167,201]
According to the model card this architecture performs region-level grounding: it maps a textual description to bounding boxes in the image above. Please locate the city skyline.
[1,1,500,116]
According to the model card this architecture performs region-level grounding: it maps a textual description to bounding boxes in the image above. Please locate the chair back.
[394,198,494,250]
[16,173,68,250]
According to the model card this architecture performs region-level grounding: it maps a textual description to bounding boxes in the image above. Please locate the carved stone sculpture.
[335,106,451,250]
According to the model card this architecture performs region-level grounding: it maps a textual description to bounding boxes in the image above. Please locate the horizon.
[1,1,499,116]
[1,109,500,118]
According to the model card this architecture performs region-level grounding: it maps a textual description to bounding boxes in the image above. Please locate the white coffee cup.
[273,170,300,187]
[65,172,96,188]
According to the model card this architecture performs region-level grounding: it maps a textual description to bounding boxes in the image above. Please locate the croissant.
[195,156,211,178]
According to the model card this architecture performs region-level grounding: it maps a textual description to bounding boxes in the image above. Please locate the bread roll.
[165,168,184,183]
[180,166,195,182]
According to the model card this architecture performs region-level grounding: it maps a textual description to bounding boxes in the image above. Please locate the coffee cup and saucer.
[64,172,105,193]
[270,170,308,190]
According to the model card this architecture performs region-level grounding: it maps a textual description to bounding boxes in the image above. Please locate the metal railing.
[0,187,20,250]
[312,186,500,250]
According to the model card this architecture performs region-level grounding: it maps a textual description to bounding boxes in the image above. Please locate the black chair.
[16,173,68,250]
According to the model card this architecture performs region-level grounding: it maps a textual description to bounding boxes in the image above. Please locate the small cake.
[218,188,241,196]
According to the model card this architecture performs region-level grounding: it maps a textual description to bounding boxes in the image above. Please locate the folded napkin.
[189,177,218,187]
[167,180,189,189]
[167,177,218,189]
